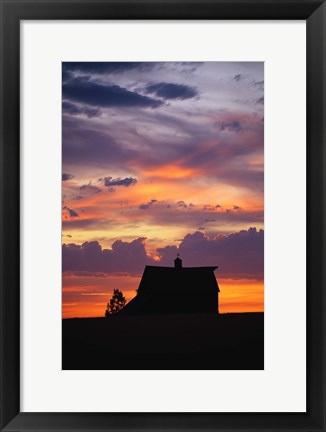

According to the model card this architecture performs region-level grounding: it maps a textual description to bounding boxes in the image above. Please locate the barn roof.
[138,265,220,293]
[144,265,218,272]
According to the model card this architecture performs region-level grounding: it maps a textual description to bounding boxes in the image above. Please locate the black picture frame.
[1,0,325,430]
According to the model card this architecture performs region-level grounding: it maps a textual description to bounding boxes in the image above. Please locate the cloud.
[122,199,263,232]
[80,183,102,194]
[177,200,188,208]
[62,227,263,280]
[103,176,137,187]
[62,101,102,118]
[63,218,112,230]
[158,227,264,279]
[63,62,155,75]
[203,204,215,211]
[62,173,74,181]
[62,237,154,275]
[63,78,163,108]
[62,108,263,192]
[255,96,264,105]
[139,199,157,210]
[62,116,139,168]
[217,120,245,133]
[145,82,198,100]
[232,74,244,82]
[63,271,108,278]
[63,206,79,218]
[253,80,264,92]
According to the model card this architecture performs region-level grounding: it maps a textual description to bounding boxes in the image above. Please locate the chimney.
[174,254,182,269]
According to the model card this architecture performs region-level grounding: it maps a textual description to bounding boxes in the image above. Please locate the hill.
[62,312,264,370]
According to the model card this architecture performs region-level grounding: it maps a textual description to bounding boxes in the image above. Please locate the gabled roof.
[138,265,220,294]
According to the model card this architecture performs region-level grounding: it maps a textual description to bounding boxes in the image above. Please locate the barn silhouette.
[119,256,220,315]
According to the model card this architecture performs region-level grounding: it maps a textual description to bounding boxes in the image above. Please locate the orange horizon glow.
[62,276,263,319]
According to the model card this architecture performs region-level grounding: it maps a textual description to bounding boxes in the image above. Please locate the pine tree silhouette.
[105,289,126,316]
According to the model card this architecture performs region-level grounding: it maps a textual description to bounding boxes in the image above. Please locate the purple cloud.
[145,82,198,100]
[62,237,154,275]
[80,183,102,194]
[217,120,245,133]
[103,176,137,187]
[62,173,74,181]
[232,74,244,81]
[139,199,158,210]
[63,62,155,75]
[63,206,79,218]
[62,227,263,280]
[158,227,264,279]
[63,77,163,109]
[62,101,102,118]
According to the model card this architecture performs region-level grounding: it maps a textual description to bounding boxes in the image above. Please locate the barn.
[119,256,220,316]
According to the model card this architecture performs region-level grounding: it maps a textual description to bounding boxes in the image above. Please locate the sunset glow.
[62,62,264,318]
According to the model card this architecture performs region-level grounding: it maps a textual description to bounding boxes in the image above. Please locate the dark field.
[62,312,264,370]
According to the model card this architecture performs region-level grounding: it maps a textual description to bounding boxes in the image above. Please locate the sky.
[62,62,264,318]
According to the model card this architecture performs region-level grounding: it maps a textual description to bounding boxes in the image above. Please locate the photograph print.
[62,62,264,370]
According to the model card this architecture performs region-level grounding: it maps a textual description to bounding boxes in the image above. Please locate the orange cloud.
[144,164,199,180]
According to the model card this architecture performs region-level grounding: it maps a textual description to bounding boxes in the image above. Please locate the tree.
[105,289,126,317]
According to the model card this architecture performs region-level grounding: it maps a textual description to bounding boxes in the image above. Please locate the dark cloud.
[145,82,198,100]
[103,176,137,187]
[139,199,157,210]
[63,206,79,218]
[62,173,74,181]
[80,183,102,194]
[255,96,264,105]
[233,205,241,210]
[177,200,188,208]
[62,101,102,118]
[63,62,155,75]
[63,78,162,109]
